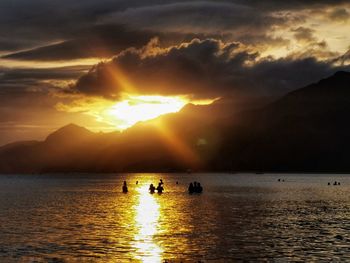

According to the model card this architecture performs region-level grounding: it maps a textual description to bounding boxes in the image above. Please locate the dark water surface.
[0,173,350,262]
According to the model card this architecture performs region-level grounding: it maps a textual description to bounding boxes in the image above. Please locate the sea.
[0,173,349,262]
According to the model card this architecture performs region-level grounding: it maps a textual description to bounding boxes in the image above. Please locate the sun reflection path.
[133,184,163,263]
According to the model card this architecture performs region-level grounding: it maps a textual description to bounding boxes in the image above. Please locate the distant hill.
[1,71,350,173]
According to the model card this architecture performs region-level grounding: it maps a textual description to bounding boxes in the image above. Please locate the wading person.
[122,181,128,193]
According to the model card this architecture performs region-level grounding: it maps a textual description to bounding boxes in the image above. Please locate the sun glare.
[133,184,162,262]
[57,94,216,131]
[105,95,187,129]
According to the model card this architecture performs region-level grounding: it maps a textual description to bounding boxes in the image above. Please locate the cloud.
[0,65,88,81]
[292,27,317,43]
[102,1,286,33]
[2,24,231,61]
[0,65,89,103]
[1,25,157,61]
[0,63,103,145]
[0,64,89,124]
[72,39,253,99]
[328,7,350,22]
[2,1,349,61]
[233,0,350,11]
[332,49,350,66]
[71,38,350,100]
[0,0,170,55]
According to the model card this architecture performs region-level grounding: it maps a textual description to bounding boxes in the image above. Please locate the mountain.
[0,71,350,173]
[45,123,94,144]
[216,71,350,172]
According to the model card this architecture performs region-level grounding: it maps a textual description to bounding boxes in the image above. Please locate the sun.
[104,95,188,129]
[56,94,216,131]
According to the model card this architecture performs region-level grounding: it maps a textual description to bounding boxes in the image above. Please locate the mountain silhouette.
[45,123,94,144]
[1,71,350,173]
[217,71,350,172]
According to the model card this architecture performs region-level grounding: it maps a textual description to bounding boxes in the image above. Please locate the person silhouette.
[193,181,198,192]
[188,182,194,194]
[157,183,164,194]
[160,179,164,185]
[149,184,155,194]
[122,181,128,193]
[136,181,138,185]
[197,183,203,193]
[334,181,337,185]
[176,181,179,185]
[328,182,330,185]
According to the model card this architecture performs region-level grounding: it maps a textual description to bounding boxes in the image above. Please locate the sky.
[1,0,350,145]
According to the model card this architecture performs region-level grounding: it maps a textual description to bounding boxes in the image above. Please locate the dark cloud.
[0,0,186,54]
[0,38,42,52]
[234,0,350,11]
[235,35,290,49]
[332,49,350,66]
[73,39,253,99]
[2,24,231,61]
[328,7,349,21]
[286,41,340,61]
[0,1,228,49]
[292,27,316,43]
[2,0,348,60]
[0,65,88,82]
[0,65,88,103]
[72,38,350,100]
[102,2,287,33]
[2,25,154,61]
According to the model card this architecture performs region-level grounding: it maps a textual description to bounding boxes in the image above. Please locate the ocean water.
[0,173,350,262]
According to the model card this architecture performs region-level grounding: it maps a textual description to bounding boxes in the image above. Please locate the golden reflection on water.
[133,184,163,262]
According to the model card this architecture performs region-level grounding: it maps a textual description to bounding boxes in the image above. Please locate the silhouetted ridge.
[45,123,93,144]
[220,70,350,172]
[180,103,196,113]
[260,71,350,117]
[290,70,350,96]
[0,140,39,154]
[332,70,350,78]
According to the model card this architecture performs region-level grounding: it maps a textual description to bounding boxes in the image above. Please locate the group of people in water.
[122,179,204,194]
[328,181,341,185]
[188,181,203,194]
[149,179,164,194]
[122,179,165,194]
